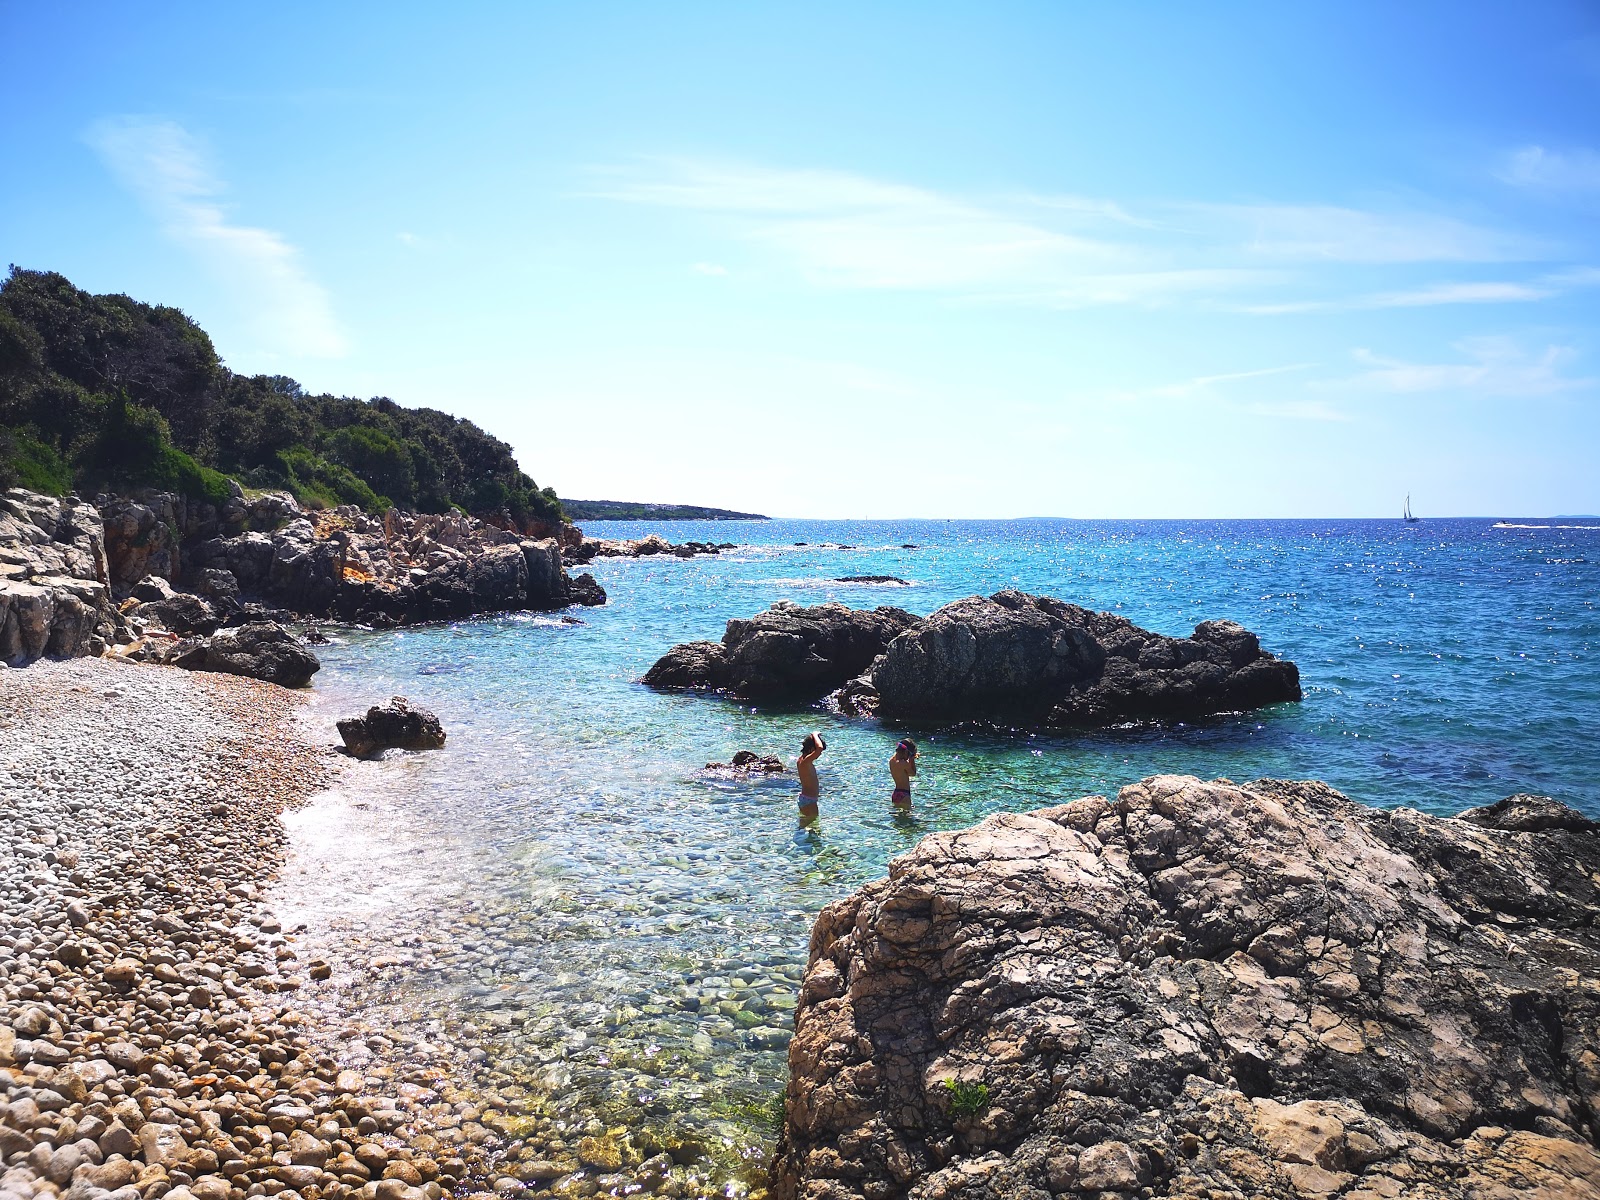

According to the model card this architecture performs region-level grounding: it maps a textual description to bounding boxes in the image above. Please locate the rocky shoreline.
[0,659,497,1200]
[772,775,1600,1199]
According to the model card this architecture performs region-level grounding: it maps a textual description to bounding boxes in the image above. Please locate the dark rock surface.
[835,576,912,586]
[772,775,1600,1200]
[643,600,921,701]
[336,696,447,757]
[567,534,736,564]
[864,590,1300,726]
[565,572,608,606]
[198,621,321,688]
[704,750,787,774]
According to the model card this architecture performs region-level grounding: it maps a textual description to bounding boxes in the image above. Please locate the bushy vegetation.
[0,267,563,524]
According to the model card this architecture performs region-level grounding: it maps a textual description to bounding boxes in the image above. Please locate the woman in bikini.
[889,738,917,809]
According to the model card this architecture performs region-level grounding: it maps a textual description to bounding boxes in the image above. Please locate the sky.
[2,2,1598,518]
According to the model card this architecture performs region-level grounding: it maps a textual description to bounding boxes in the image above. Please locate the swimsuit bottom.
[892,787,911,802]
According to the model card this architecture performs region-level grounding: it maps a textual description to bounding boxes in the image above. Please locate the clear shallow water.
[279,517,1599,1194]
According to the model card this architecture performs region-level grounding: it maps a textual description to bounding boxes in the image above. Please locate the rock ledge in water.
[337,696,447,757]
[856,589,1300,726]
[772,775,1600,1200]
[643,600,920,701]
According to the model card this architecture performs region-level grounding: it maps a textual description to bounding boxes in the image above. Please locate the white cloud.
[692,262,729,276]
[86,116,345,357]
[598,158,1561,311]
[1340,338,1596,397]
[397,231,422,247]
[1242,267,1600,314]
[1499,145,1600,193]
[1209,203,1543,263]
[1139,363,1315,399]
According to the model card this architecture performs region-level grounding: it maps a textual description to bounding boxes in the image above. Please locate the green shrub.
[942,1079,989,1119]
[280,448,385,513]
[0,431,71,495]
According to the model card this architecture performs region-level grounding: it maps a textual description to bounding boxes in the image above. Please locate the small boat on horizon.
[1403,494,1420,523]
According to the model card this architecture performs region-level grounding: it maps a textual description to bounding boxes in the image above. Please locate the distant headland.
[563,499,769,521]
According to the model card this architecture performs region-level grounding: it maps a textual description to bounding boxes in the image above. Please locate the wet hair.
[801,732,827,754]
[895,738,918,761]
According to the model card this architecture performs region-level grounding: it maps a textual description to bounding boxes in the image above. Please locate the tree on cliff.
[0,267,563,526]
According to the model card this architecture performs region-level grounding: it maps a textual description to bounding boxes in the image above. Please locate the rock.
[199,621,320,687]
[644,600,921,701]
[140,592,221,637]
[337,697,447,758]
[834,575,911,585]
[564,572,607,606]
[130,575,177,603]
[0,490,114,663]
[864,590,1301,726]
[1457,792,1600,833]
[704,750,787,774]
[771,776,1600,1200]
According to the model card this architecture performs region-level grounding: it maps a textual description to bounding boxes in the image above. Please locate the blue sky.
[3,3,1598,517]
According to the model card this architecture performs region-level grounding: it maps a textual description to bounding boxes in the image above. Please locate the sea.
[275,516,1599,1191]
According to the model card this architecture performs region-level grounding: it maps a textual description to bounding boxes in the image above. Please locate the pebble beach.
[0,660,492,1200]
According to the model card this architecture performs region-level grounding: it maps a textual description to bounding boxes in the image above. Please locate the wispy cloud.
[692,261,729,276]
[1242,266,1600,314]
[1207,203,1544,263]
[1338,337,1596,397]
[1499,145,1600,193]
[1138,363,1315,399]
[86,116,345,357]
[597,158,1564,312]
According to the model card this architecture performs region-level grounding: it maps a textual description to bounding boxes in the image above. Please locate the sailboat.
[1403,494,1420,523]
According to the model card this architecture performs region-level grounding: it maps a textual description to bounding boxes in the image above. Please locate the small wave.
[1493,522,1600,530]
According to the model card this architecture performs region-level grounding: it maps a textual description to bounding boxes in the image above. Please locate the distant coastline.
[564,498,770,521]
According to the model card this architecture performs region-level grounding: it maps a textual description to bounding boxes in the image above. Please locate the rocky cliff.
[0,485,602,669]
[773,776,1600,1200]
[0,490,113,663]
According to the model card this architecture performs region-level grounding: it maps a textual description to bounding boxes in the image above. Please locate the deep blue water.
[285,517,1598,1190]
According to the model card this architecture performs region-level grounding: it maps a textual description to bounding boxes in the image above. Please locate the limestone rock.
[336,696,447,758]
[772,776,1600,1200]
[0,490,114,663]
[704,750,787,774]
[644,600,920,701]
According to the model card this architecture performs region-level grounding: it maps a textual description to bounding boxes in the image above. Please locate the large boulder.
[140,591,222,636]
[336,696,446,758]
[644,600,921,701]
[0,490,114,663]
[865,590,1300,725]
[199,621,320,688]
[773,776,1600,1200]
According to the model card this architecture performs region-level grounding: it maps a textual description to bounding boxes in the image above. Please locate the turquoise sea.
[281,517,1599,1192]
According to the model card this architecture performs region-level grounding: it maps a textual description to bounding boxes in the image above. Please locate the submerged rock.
[862,590,1300,726]
[772,775,1600,1199]
[644,600,921,701]
[704,750,787,774]
[337,696,447,757]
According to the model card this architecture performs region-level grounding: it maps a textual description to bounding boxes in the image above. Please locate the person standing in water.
[889,738,918,809]
[797,731,826,821]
